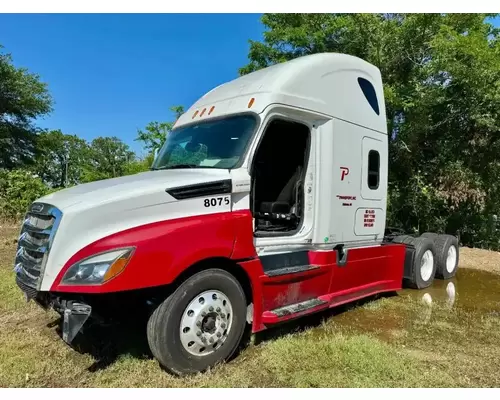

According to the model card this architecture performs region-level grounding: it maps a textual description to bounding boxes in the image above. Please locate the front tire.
[147,268,247,376]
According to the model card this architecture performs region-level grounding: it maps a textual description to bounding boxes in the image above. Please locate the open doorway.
[250,119,310,236]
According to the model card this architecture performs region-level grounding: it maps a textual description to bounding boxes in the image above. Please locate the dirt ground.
[456,246,500,274]
[1,224,500,388]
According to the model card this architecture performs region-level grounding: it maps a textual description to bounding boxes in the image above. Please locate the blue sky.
[0,14,264,155]
[1,14,499,156]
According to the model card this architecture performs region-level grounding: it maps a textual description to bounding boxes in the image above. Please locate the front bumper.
[15,275,92,344]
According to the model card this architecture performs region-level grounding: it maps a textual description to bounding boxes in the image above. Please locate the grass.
[1,224,500,387]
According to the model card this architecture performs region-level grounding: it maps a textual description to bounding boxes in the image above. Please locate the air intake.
[166,179,232,200]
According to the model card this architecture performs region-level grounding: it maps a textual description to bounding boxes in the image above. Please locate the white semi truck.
[14,53,460,376]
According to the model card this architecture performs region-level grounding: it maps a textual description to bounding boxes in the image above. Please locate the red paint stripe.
[51,210,256,293]
[318,280,398,304]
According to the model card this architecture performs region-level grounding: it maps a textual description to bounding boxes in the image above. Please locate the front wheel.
[147,268,247,376]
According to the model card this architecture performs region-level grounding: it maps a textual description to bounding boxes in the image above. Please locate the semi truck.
[13,52,460,376]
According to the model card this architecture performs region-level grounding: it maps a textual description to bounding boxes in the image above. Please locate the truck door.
[250,114,316,249]
[249,112,331,311]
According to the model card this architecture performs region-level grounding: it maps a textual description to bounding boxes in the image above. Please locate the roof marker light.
[200,108,207,117]
[248,98,255,108]
[208,106,215,115]
[192,110,199,119]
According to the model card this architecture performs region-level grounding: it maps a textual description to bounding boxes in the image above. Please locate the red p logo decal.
[340,167,349,181]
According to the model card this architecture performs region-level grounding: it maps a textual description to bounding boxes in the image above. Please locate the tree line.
[239,13,500,249]
[1,13,500,249]
[0,42,184,219]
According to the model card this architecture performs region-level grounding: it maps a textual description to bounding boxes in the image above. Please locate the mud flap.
[62,302,92,344]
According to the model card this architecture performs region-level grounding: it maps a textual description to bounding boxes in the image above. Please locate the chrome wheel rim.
[446,245,457,273]
[179,290,233,357]
[420,249,434,282]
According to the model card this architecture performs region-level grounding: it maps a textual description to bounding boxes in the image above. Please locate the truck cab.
[13,53,460,376]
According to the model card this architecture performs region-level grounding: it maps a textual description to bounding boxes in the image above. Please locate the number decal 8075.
[204,196,230,208]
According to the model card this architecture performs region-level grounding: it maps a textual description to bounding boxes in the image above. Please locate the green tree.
[0,45,53,169]
[34,129,91,188]
[123,155,153,176]
[82,136,136,182]
[0,169,54,220]
[135,105,184,153]
[241,13,500,247]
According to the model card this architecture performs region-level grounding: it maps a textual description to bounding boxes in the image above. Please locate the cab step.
[265,264,319,277]
[261,297,328,324]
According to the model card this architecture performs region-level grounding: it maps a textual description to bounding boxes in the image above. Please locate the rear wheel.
[419,247,435,284]
[421,232,438,240]
[147,268,247,376]
[433,234,459,279]
[393,236,436,289]
[420,233,459,279]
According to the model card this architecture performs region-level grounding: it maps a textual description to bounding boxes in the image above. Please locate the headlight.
[62,248,134,285]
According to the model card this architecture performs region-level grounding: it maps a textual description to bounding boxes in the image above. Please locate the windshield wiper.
[152,164,199,170]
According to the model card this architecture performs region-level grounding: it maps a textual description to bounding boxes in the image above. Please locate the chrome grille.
[14,202,62,291]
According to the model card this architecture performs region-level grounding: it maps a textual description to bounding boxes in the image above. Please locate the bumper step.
[62,301,92,344]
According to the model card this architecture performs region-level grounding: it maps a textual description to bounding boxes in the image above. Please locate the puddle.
[250,268,500,349]
[328,268,500,341]
[402,268,500,313]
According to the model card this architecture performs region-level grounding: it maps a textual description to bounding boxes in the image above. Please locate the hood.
[38,168,231,212]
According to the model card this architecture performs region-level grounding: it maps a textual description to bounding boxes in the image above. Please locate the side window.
[358,77,380,115]
[368,150,380,190]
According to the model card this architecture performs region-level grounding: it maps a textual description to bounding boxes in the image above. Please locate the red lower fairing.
[249,243,406,332]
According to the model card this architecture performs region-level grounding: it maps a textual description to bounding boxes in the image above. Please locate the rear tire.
[433,235,459,279]
[409,237,437,289]
[392,234,415,245]
[421,232,439,240]
[394,236,436,289]
[147,268,247,376]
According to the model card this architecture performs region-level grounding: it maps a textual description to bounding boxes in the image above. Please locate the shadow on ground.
[47,292,396,373]
[252,292,397,345]
[50,316,153,372]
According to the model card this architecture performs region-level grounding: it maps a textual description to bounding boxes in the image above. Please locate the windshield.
[152,114,257,170]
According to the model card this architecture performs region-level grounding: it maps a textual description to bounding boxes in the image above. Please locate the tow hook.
[62,301,92,344]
